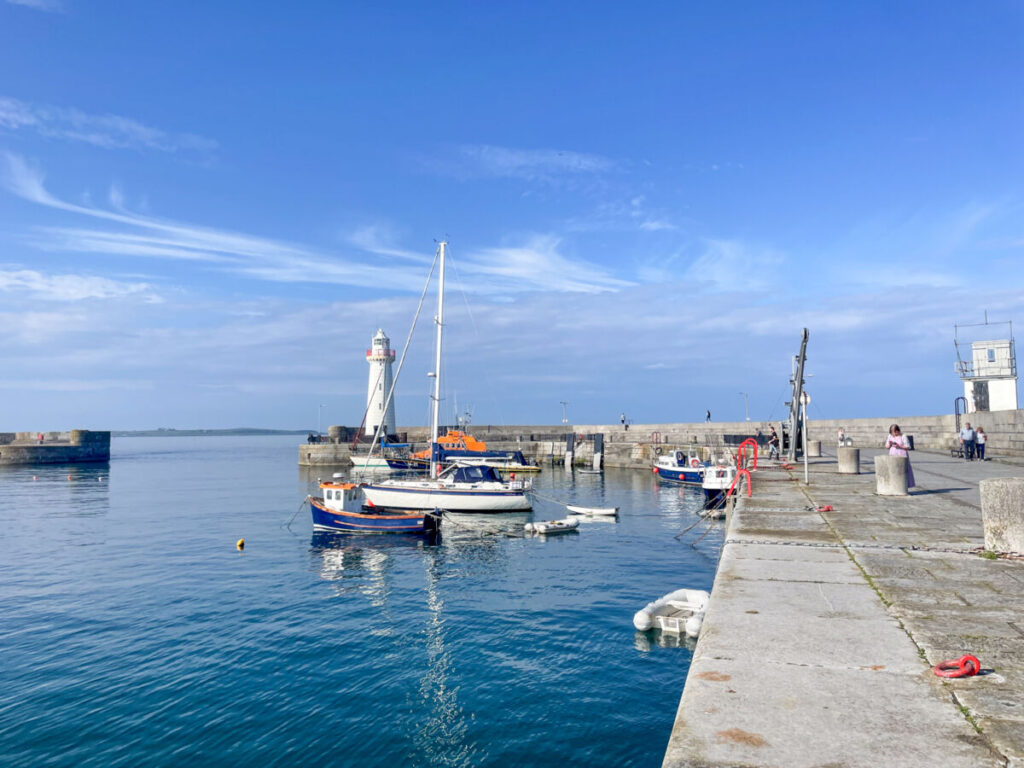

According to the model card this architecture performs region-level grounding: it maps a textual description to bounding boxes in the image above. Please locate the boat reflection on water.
[308,530,481,765]
[633,630,698,653]
[413,546,482,767]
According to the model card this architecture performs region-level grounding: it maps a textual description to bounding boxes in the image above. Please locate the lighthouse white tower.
[365,329,397,437]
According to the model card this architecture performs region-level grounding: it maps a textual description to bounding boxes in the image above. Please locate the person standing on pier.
[620,413,626,430]
[705,409,711,422]
[767,426,780,459]
[976,427,987,461]
[837,427,845,446]
[885,424,916,488]
[959,422,977,461]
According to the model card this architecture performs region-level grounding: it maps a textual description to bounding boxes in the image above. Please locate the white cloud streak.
[0,96,216,154]
[0,267,161,302]
[2,153,631,295]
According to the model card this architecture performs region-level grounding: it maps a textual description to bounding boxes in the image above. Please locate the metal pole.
[560,401,568,424]
[430,242,446,479]
[318,404,326,438]
[740,392,749,421]
[802,400,809,484]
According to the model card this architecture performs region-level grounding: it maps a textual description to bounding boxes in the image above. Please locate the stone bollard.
[980,478,1024,553]
[808,440,821,457]
[875,455,908,495]
[837,447,860,474]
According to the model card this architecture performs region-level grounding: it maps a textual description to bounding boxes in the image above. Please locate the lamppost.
[739,392,749,421]
[560,401,569,424]
[317,403,326,439]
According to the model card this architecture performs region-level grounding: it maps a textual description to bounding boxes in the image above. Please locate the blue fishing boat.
[310,481,439,534]
[652,450,707,484]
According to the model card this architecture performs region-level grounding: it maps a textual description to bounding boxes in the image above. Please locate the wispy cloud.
[455,235,633,294]
[0,267,161,302]
[5,0,61,11]
[1,153,629,295]
[424,144,616,184]
[0,96,217,155]
[684,239,785,292]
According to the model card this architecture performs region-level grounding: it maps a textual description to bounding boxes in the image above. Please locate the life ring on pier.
[690,458,700,468]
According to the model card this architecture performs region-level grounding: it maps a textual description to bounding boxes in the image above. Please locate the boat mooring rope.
[285,497,308,531]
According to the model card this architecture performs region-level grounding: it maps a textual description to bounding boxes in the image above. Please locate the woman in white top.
[976,427,987,461]
[884,424,915,488]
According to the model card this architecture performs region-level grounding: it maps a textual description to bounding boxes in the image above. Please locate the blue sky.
[1,1,1022,431]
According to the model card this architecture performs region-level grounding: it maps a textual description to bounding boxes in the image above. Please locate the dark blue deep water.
[0,436,721,767]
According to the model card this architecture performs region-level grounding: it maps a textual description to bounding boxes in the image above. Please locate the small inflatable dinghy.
[633,588,710,638]
[565,504,618,516]
[524,518,580,535]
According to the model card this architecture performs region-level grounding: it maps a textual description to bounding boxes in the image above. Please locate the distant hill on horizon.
[112,428,311,437]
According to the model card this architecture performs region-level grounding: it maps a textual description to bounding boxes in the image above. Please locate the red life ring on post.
[690,458,700,468]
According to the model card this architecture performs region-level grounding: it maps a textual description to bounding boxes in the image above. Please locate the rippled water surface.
[0,436,722,767]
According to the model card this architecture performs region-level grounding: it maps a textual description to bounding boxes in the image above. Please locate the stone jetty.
[662,447,1024,767]
[0,430,110,465]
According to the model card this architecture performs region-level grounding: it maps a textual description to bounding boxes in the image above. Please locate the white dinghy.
[524,518,580,535]
[565,504,618,517]
[633,588,710,638]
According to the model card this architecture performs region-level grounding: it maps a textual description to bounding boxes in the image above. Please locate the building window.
[987,348,996,363]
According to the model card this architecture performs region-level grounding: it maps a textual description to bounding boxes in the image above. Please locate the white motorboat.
[702,463,737,504]
[633,588,710,638]
[524,518,579,535]
[565,504,618,516]
[359,241,531,514]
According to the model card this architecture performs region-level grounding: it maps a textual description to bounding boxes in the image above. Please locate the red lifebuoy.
[690,458,700,468]
[933,655,981,678]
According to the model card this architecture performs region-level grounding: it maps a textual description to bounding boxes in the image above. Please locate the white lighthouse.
[365,329,397,437]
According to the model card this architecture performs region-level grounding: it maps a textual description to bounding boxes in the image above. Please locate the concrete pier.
[0,430,110,464]
[663,450,1024,767]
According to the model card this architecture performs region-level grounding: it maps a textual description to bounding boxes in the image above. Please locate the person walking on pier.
[959,422,977,461]
[885,424,916,488]
[705,409,711,422]
[976,426,987,461]
[767,426,780,459]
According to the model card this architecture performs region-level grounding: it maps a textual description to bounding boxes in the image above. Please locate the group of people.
[958,422,987,461]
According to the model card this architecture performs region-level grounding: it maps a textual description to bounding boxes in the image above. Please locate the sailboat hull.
[361,483,531,512]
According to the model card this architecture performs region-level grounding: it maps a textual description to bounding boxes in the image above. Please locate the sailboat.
[362,241,532,513]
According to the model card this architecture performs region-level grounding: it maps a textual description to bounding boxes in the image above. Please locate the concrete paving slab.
[663,658,999,768]
[722,554,866,584]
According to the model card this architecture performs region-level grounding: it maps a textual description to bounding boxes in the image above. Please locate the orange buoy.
[236,538,245,551]
[67,475,72,481]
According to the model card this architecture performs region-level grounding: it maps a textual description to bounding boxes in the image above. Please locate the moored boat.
[653,450,707,484]
[310,481,438,534]
[565,504,618,516]
[524,517,579,535]
[633,588,710,638]
[363,465,531,513]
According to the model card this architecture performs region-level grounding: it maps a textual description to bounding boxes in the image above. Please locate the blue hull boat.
[653,451,706,485]
[310,491,438,534]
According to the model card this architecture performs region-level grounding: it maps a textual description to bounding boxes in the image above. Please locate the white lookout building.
[365,329,397,436]
[955,326,1019,413]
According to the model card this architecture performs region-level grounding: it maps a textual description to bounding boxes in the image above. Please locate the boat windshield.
[451,465,504,483]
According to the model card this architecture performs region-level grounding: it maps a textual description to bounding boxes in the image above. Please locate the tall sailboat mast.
[430,241,447,478]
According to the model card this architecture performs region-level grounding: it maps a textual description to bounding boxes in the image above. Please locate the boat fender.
[690,458,700,468]
[652,467,658,473]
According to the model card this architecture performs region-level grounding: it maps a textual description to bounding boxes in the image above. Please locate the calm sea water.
[0,436,721,767]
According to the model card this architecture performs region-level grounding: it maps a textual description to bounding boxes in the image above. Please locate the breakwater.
[0,430,110,465]
[298,409,1024,466]
[662,448,1024,766]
